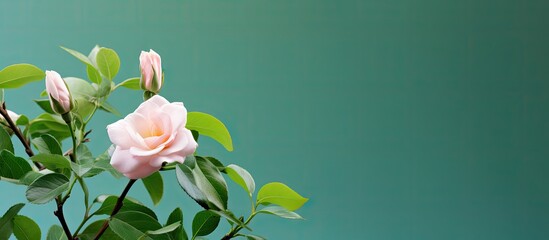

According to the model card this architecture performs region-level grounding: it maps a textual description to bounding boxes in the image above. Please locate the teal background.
[1,0,549,239]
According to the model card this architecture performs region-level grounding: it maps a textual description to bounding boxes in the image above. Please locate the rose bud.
[139,49,163,93]
[106,95,197,179]
[45,70,73,115]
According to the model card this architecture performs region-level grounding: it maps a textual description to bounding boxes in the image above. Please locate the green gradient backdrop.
[1,0,549,239]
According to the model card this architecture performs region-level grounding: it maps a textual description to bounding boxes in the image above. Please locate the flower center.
[142,122,163,138]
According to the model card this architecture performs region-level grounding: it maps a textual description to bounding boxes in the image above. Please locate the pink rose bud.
[45,70,73,115]
[139,49,163,93]
[106,95,198,179]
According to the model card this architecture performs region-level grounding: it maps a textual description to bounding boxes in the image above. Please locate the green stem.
[94,179,137,240]
[84,104,98,125]
[62,177,78,203]
[73,213,93,238]
[78,177,90,212]
[54,197,73,240]
[221,212,257,240]
[65,113,78,162]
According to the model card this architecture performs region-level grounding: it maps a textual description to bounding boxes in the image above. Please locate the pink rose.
[140,49,163,93]
[106,95,197,179]
[45,70,73,114]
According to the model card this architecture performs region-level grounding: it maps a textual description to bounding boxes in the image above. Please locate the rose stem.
[0,102,43,169]
[54,197,73,239]
[93,179,137,240]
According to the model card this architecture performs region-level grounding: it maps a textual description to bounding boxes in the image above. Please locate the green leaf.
[46,225,68,240]
[208,210,249,230]
[256,206,304,219]
[191,210,220,238]
[0,64,45,89]
[176,156,228,210]
[0,127,14,153]
[34,99,55,114]
[71,161,93,177]
[0,203,25,238]
[0,220,12,240]
[114,211,169,240]
[72,144,95,177]
[186,112,233,151]
[115,77,141,90]
[0,150,32,180]
[243,234,266,240]
[26,173,69,204]
[76,144,94,162]
[93,196,157,220]
[30,153,71,170]
[256,182,308,211]
[166,208,188,240]
[78,220,121,240]
[64,77,97,117]
[142,172,163,206]
[99,101,121,116]
[225,164,255,197]
[82,146,122,179]
[32,134,62,155]
[87,65,102,84]
[96,48,120,81]
[110,218,153,240]
[15,114,29,126]
[13,215,41,240]
[29,113,70,142]
[19,172,43,185]
[204,157,224,172]
[87,45,100,67]
[147,221,180,235]
[60,46,94,67]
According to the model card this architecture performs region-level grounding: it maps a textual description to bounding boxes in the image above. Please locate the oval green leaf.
[0,64,45,89]
[256,182,308,211]
[0,150,32,180]
[25,173,69,204]
[176,156,228,210]
[109,218,153,240]
[46,225,68,240]
[0,127,14,153]
[31,134,62,155]
[13,215,41,240]
[93,196,157,220]
[96,47,120,81]
[166,208,188,240]
[225,164,255,197]
[186,112,233,151]
[191,210,220,238]
[112,211,169,240]
[0,203,25,230]
[30,153,71,171]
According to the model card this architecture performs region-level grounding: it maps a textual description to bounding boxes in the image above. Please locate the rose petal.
[110,147,142,173]
[160,102,187,129]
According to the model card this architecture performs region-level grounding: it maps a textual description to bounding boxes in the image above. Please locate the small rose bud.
[139,49,163,93]
[45,70,73,115]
